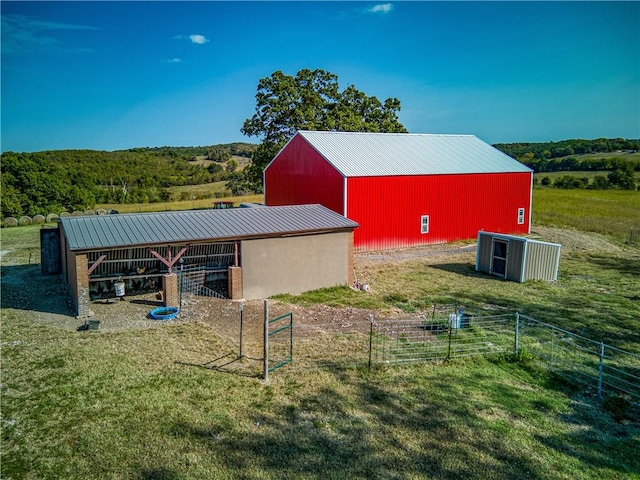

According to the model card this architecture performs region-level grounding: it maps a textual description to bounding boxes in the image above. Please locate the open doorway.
[491,239,508,277]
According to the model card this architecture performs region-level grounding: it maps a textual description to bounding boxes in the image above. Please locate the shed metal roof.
[60,204,358,251]
[294,131,532,177]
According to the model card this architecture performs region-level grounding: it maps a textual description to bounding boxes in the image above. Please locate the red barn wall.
[265,135,345,214]
[347,172,532,251]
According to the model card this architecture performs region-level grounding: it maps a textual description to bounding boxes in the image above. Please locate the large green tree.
[240,69,407,191]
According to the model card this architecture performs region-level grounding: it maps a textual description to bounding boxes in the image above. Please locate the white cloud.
[369,4,394,14]
[189,34,209,45]
[168,58,182,63]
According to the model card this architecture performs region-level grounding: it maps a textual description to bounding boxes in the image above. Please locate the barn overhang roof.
[60,204,359,252]
[282,130,533,177]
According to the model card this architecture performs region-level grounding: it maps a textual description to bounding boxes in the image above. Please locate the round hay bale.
[71,211,83,216]
[108,209,120,215]
[46,213,60,223]
[33,214,46,224]
[3,217,18,227]
[59,212,71,217]
[84,209,96,216]
[18,216,32,226]
[96,209,107,215]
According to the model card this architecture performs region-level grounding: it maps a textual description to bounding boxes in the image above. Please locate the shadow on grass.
[585,253,640,277]
[164,363,638,479]
[428,262,481,276]
[177,352,263,378]
[0,264,75,316]
[140,468,180,480]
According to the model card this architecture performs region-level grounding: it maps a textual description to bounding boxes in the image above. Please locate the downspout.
[343,176,348,217]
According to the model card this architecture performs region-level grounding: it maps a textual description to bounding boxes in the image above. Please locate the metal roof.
[295,131,532,177]
[60,204,358,251]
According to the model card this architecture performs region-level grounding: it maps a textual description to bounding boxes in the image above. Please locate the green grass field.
[2,190,639,479]
[2,309,638,480]
[532,188,639,241]
[96,192,264,214]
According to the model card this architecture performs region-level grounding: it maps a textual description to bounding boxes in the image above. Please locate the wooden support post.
[87,254,107,276]
[148,244,190,273]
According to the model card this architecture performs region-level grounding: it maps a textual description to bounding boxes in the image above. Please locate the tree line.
[491,140,639,191]
[493,138,639,161]
[0,144,255,219]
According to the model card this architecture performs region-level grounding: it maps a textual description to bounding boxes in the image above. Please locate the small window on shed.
[421,215,429,234]
[517,208,525,225]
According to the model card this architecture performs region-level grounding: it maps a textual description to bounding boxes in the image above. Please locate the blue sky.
[1,1,638,152]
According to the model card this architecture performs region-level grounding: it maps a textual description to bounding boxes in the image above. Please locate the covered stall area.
[51,205,358,317]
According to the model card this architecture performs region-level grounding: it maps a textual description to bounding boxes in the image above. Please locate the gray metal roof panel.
[60,204,358,251]
[297,131,532,177]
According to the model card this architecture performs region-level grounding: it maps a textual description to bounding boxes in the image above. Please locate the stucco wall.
[241,232,351,299]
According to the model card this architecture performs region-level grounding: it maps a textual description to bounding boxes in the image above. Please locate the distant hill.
[0,142,257,218]
[492,138,639,191]
[493,138,639,162]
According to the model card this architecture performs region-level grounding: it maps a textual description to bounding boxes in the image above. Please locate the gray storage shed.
[475,231,561,282]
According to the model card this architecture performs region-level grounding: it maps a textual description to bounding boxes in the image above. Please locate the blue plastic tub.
[149,306,179,320]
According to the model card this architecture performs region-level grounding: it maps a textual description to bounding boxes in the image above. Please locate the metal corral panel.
[60,204,358,251]
[265,133,345,214]
[476,231,561,282]
[295,130,531,177]
[347,172,532,251]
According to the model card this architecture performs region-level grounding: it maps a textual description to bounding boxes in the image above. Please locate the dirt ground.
[0,226,617,347]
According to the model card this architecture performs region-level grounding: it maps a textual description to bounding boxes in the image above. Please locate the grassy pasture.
[532,188,639,241]
[2,310,637,480]
[2,191,639,479]
[556,151,640,163]
[96,192,264,214]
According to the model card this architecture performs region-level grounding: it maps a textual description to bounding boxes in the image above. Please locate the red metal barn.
[264,131,533,251]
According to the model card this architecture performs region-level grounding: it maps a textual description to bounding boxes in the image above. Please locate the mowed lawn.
[2,189,640,480]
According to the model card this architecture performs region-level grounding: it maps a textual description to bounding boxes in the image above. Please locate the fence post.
[239,302,244,358]
[514,312,520,356]
[597,342,604,399]
[447,318,453,361]
[368,314,374,369]
[263,299,269,381]
[179,262,184,311]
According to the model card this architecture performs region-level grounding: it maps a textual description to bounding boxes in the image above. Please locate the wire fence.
[371,314,514,366]
[281,309,639,400]
[517,314,640,399]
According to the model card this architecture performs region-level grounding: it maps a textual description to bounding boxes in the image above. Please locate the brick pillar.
[163,273,179,307]
[75,254,93,318]
[228,266,243,300]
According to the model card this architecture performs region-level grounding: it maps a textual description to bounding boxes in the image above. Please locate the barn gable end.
[265,134,345,215]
